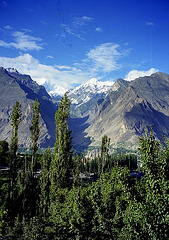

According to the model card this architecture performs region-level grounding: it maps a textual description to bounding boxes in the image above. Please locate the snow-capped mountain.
[49,85,68,97]
[68,78,114,118]
[44,77,114,113]
[42,81,67,97]
[69,78,114,105]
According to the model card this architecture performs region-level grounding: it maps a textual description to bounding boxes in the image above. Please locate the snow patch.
[49,85,68,97]
[7,68,19,74]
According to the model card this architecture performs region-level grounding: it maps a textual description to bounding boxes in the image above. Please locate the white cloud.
[0,1,8,7]
[0,42,129,91]
[46,55,54,59]
[95,27,103,32]
[21,28,32,33]
[41,20,48,25]
[61,24,84,40]
[0,31,43,51]
[61,16,94,41]
[125,68,159,81]
[4,25,13,30]
[54,65,72,70]
[145,21,154,26]
[86,43,126,73]
[0,40,10,48]
[0,53,90,90]
[73,16,94,27]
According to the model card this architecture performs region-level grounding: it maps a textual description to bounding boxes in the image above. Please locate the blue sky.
[0,0,169,92]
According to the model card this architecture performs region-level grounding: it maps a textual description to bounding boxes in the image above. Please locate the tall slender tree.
[100,135,110,174]
[8,101,22,225]
[10,101,22,158]
[9,101,22,193]
[40,147,53,216]
[30,98,40,173]
[50,92,73,196]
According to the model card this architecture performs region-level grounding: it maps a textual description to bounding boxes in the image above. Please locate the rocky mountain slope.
[1,67,169,152]
[85,72,169,146]
[0,67,57,148]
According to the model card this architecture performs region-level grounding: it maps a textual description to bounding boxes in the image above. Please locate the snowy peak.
[69,78,114,105]
[43,81,67,98]
[49,85,68,97]
[71,78,114,95]
[6,68,19,74]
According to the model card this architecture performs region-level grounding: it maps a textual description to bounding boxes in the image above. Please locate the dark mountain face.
[85,72,169,146]
[0,67,57,148]
[7,68,50,100]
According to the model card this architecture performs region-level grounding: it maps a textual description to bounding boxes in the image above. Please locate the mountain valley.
[0,67,169,152]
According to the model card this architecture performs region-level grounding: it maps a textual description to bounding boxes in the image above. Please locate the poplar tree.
[30,98,40,173]
[8,101,22,224]
[40,147,53,216]
[9,101,22,192]
[50,92,73,195]
[100,135,110,173]
[10,101,22,158]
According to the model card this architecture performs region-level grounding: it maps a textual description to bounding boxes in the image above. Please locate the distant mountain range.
[0,67,169,152]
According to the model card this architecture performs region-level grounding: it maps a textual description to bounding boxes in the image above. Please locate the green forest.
[0,93,169,239]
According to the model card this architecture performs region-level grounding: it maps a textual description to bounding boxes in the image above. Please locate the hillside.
[0,67,57,148]
[85,72,169,146]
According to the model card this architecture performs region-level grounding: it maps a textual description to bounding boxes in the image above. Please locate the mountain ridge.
[85,72,169,146]
[1,67,169,152]
[0,67,57,148]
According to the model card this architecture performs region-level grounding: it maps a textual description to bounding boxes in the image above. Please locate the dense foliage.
[0,96,168,239]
